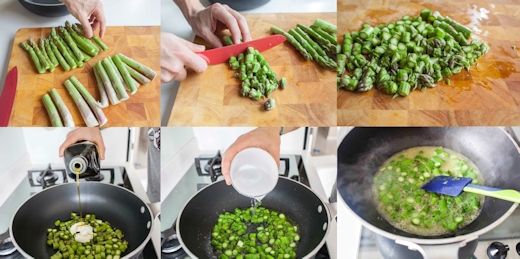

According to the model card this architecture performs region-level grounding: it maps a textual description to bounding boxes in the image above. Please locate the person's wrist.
[186,1,205,20]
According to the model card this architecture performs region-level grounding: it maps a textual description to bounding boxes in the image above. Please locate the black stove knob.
[487,242,509,259]
[516,242,520,255]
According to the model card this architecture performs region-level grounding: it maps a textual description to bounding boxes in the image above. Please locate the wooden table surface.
[7,26,161,127]
[338,0,520,126]
[168,13,337,127]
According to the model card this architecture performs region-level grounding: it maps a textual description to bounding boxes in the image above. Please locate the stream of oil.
[74,167,83,220]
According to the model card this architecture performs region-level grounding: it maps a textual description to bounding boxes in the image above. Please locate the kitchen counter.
[160,0,337,125]
[0,0,160,96]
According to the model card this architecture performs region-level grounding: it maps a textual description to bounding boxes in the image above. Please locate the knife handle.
[464,184,520,203]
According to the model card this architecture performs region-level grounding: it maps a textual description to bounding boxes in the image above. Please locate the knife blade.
[0,67,18,126]
[197,35,286,65]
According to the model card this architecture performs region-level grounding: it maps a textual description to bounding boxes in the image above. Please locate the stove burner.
[195,151,291,182]
[161,234,182,254]
[36,164,58,188]
[0,232,16,256]
[488,242,509,259]
[85,174,104,181]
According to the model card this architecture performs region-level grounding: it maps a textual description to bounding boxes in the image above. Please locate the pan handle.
[395,236,478,259]
[148,202,161,219]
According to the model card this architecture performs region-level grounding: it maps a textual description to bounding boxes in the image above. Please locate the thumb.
[183,40,206,53]
[77,15,93,38]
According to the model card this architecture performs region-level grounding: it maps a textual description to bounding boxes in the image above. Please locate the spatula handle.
[464,184,520,203]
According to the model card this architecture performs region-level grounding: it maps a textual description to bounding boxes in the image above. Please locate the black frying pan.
[338,127,520,243]
[19,0,69,17]
[177,177,330,258]
[10,183,154,258]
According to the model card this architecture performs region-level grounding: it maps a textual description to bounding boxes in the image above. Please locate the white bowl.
[230,147,278,198]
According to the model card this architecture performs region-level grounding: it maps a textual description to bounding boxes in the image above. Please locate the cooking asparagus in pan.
[337,9,489,98]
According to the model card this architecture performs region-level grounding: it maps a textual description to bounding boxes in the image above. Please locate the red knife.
[197,35,286,65]
[0,66,18,126]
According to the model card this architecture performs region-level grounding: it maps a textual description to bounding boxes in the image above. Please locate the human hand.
[222,128,281,185]
[59,128,106,160]
[184,2,252,48]
[160,32,208,82]
[60,0,106,38]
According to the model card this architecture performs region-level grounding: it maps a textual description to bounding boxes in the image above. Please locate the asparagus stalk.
[49,88,75,127]
[223,35,234,46]
[42,93,63,127]
[118,53,157,80]
[312,19,337,34]
[293,27,336,69]
[74,23,107,51]
[107,56,129,90]
[64,79,99,127]
[28,38,49,70]
[71,23,102,52]
[296,24,336,54]
[39,38,55,72]
[112,55,138,94]
[94,61,120,105]
[65,22,99,56]
[270,26,313,61]
[58,26,85,62]
[49,38,71,71]
[93,65,109,108]
[310,25,338,45]
[58,33,84,67]
[42,38,59,67]
[123,63,151,85]
[51,29,77,69]
[69,76,108,126]
[19,42,45,74]
[102,58,129,101]
[79,49,91,62]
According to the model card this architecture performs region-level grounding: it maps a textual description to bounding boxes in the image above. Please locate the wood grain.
[7,26,161,127]
[168,13,337,127]
[338,0,520,126]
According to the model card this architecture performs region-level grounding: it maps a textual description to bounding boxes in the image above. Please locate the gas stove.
[161,151,331,259]
[339,127,520,259]
[0,164,158,259]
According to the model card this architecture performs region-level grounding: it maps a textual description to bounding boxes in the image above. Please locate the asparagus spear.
[293,27,336,69]
[312,19,337,34]
[50,29,77,69]
[42,38,59,67]
[49,88,74,127]
[102,58,129,101]
[65,21,99,56]
[270,26,313,61]
[107,56,129,90]
[49,38,71,71]
[74,23,107,51]
[39,38,55,72]
[69,76,108,126]
[310,25,338,45]
[93,65,109,108]
[223,35,234,46]
[58,32,84,67]
[29,38,50,70]
[124,63,151,85]
[19,42,45,74]
[94,61,120,105]
[59,26,85,62]
[64,79,99,127]
[296,24,336,54]
[118,54,157,80]
[42,93,63,127]
[71,23,102,52]
[112,55,138,94]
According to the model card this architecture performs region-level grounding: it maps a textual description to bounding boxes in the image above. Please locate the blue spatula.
[422,176,520,203]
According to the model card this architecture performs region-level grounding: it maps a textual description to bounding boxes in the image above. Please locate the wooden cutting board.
[338,0,520,126]
[168,13,336,126]
[7,26,160,127]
